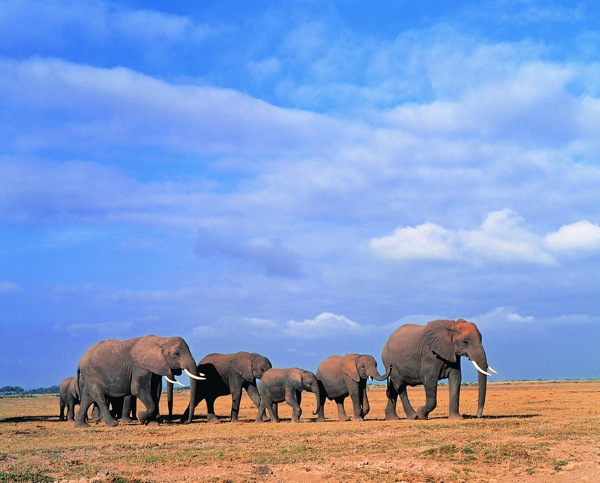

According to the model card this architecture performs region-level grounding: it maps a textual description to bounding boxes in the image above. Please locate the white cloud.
[544,220,600,254]
[284,312,364,339]
[474,307,535,328]
[369,223,456,261]
[0,281,21,294]
[370,209,557,266]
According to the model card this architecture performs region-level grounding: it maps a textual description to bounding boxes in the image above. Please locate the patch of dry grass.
[1,381,599,482]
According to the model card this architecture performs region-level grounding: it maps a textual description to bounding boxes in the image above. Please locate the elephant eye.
[174,351,181,357]
[461,340,468,346]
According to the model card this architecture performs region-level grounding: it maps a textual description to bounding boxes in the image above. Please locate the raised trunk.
[371,363,392,381]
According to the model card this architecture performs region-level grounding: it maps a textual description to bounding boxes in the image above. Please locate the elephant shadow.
[1,415,61,423]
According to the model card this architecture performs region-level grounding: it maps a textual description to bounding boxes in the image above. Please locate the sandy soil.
[1,381,599,482]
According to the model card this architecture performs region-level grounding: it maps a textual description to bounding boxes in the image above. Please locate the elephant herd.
[59,319,496,426]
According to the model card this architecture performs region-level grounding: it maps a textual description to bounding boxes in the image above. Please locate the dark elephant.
[382,319,496,420]
[59,376,79,421]
[91,395,137,423]
[316,354,391,422]
[75,335,204,427]
[180,351,272,424]
[256,367,321,423]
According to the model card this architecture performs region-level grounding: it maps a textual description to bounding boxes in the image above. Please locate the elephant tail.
[75,368,81,399]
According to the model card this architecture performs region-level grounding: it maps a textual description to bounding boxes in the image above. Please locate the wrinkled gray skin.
[316,354,391,422]
[59,376,79,421]
[75,335,199,427]
[180,351,272,424]
[382,319,490,420]
[256,368,321,423]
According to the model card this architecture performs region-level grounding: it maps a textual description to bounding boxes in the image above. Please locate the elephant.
[382,319,496,420]
[59,376,79,421]
[75,335,204,427]
[180,351,272,424]
[255,367,321,423]
[316,354,391,422]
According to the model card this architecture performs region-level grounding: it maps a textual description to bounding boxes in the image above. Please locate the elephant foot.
[207,415,221,424]
[384,412,400,421]
[146,420,160,427]
[74,420,89,428]
[405,412,419,420]
[121,417,133,424]
[352,417,365,422]
[448,413,463,420]
[416,410,429,420]
[105,419,119,427]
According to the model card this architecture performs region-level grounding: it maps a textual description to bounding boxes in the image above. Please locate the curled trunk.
[371,363,392,381]
[312,386,322,416]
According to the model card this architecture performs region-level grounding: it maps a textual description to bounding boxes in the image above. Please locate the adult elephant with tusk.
[316,354,391,422]
[382,319,496,420]
[74,335,204,427]
[180,351,272,424]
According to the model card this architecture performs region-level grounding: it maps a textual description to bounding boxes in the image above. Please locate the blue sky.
[1,1,599,389]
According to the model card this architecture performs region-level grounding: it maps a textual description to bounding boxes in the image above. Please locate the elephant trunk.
[477,370,487,418]
[371,363,392,382]
[471,351,489,418]
[312,385,322,416]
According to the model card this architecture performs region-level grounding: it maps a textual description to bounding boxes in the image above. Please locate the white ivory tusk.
[472,360,493,377]
[165,376,185,386]
[488,365,498,374]
[184,368,206,381]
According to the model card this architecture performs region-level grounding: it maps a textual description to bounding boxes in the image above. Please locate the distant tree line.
[0,385,60,396]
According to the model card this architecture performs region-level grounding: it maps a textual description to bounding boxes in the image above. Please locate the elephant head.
[292,369,321,416]
[343,354,391,383]
[130,335,204,384]
[424,319,495,417]
[232,352,272,382]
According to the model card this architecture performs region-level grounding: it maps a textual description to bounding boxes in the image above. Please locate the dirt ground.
[1,381,599,482]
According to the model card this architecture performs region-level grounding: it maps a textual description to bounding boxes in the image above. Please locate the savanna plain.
[1,381,599,482]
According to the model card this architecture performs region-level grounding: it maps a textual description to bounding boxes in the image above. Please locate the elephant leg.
[136,391,157,425]
[255,403,267,423]
[448,369,462,420]
[417,380,438,420]
[266,401,280,423]
[92,388,118,426]
[384,380,401,420]
[334,396,350,422]
[230,385,244,422]
[67,403,76,422]
[120,396,134,423]
[205,397,220,424]
[349,387,365,421]
[287,389,302,422]
[398,384,418,420]
[75,394,95,427]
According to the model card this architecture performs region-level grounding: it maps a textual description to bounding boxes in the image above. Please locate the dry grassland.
[1,381,599,482]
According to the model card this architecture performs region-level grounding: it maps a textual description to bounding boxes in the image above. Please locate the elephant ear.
[424,321,457,362]
[290,369,303,391]
[341,356,361,383]
[130,336,171,376]
[232,354,254,381]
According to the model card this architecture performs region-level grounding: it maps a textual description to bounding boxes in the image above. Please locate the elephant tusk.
[488,365,498,374]
[165,376,185,387]
[471,360,493,377]
[184,368,206,381]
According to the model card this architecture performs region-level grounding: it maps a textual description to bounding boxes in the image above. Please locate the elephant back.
[316,355,347,398]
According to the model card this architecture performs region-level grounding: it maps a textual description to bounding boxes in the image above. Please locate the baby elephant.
[316,354,391,422]
[256,368,321,423]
